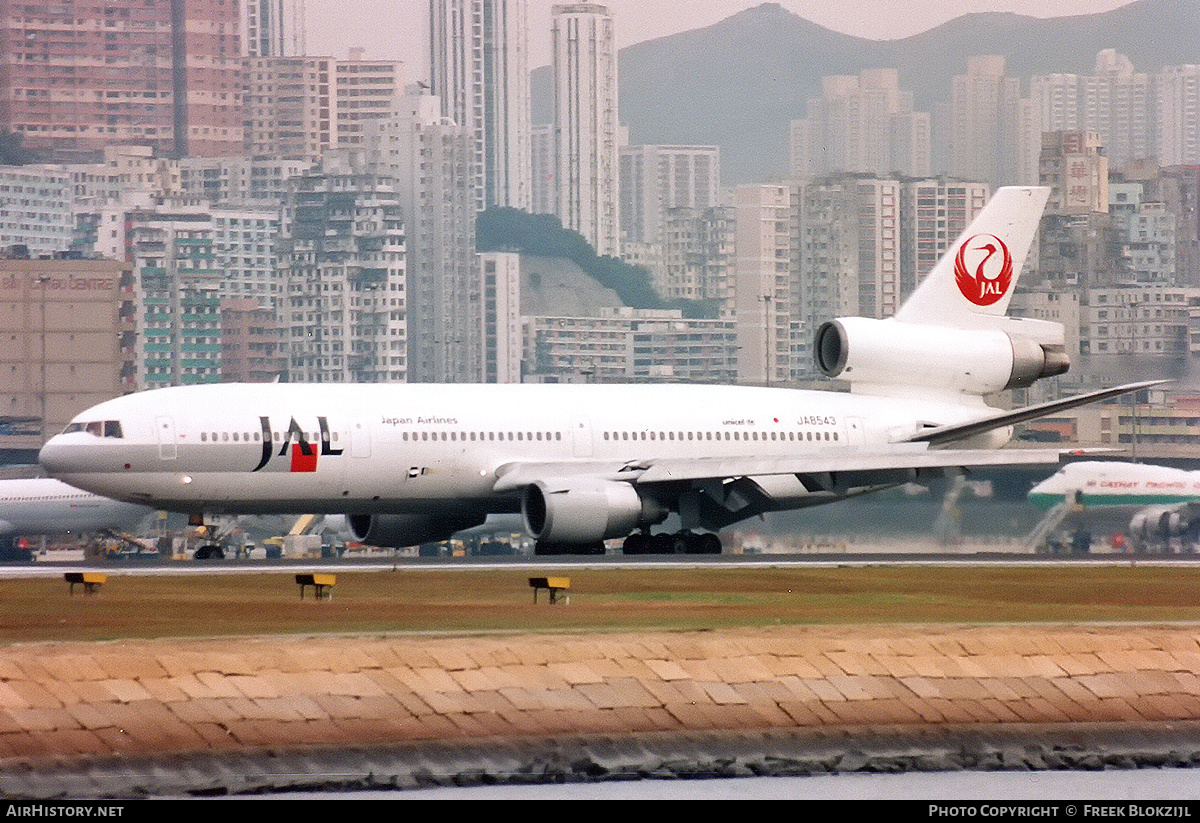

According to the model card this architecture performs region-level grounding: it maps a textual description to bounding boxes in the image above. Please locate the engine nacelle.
[347,512,486,548]
[1130,506,1190,541]
[522,479,665,544]
[814,317,1069,394]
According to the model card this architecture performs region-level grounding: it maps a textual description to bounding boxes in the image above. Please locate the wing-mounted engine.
[1129,505,1197,555]
[814,316,1069,397]
[347,512,486,549]
[522,479,666,544]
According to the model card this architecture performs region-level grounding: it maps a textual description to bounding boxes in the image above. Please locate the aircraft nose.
[38,436,71,476]
[38,434,106,477]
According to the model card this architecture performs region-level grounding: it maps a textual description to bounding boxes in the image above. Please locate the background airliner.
[39,187,1155,555]
[0,477,154,560]
[1029,461,1200,554]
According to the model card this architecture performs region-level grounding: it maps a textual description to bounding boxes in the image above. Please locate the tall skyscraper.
[242,0,305,57]
[364,94,479,383]
[1030,51,1156,171]
[243,55,403,161]
[734,184,795,387]
[791,70,931,180]
[0,0,243,159]
[618,145,720,248]
[1158,64,1200,167]
[948,56,1021,186]
[278,158,408,384]
[430,0,532,211]
[551,3,619,257]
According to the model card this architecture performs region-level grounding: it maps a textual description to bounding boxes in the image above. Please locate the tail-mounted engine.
[814,316,1069,395]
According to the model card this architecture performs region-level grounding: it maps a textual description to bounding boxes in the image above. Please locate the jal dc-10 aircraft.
[1029,461,1200,553]
[39,187,1158,555]
[0,477,154,559]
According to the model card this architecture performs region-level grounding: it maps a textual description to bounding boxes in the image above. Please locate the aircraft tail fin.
[894,186,1050,328]
[813,186,1067,401]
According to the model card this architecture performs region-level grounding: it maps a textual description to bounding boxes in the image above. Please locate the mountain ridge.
[530,0,1200,184]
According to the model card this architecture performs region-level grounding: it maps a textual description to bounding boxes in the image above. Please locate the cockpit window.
[62,420,124,438]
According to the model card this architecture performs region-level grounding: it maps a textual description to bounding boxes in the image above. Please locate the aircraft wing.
[901,379,1167,446]
[493,382,1153,492]
[493,444,1071,492]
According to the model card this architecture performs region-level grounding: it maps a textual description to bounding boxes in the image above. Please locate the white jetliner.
[39,187,1157,555]
[1029,461,1200,552]
[0,477,154,558]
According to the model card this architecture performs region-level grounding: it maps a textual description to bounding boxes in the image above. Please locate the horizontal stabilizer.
[901,380,1167,447]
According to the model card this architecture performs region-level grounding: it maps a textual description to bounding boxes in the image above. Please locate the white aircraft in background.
[1028,461,1200,553]
[0,477,155,559]
[39,187,1157,555]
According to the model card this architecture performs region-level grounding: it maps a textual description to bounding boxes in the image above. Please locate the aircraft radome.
[39,187,1159,556]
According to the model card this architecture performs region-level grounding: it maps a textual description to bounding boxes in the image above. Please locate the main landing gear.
[622,531,722,555]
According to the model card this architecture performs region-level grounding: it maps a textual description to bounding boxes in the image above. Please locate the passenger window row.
[603,430,838,442]
[199,431,337,443]
[401,431,563,442]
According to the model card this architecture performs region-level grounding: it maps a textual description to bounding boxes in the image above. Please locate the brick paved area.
[3,624,1200,763]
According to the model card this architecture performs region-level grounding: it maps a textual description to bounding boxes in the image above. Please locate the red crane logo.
[954,233,1013,307]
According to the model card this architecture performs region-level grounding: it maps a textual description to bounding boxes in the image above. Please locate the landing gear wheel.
[699,533,722,554]
[622,533,649,555]
[194,544,225,560]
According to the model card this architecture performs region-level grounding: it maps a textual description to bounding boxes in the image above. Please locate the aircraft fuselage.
[38,382,995,516]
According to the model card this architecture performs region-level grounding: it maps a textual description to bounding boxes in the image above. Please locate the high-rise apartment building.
[0,258,135,453]
[734,184,795,387]
[479,251,522,383]
[659,205,734,305]
[1030,51,1155,171]
[1040,131,1109,215]
[0,0,243,159]
[791,70,931,180]
[529,124,555,215]
[244,55,403,161]
[126,206,224,388]
[242,0,304,57]
[899,178,989,301]
[430,0,532,211]
[364,94,479,383]
[618,145,720,248]
[334,52,406,148]
[551,3,619,257]
[0,165,72,256]
[278,159,408,383]
[1157,64,1200,167]
[948,56,1022,186]
[796,177,902,367]
[220,298,286,382]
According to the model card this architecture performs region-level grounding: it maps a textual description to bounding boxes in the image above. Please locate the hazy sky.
[301,0,1136,78]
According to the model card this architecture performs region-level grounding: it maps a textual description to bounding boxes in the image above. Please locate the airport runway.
[7,550,1200,578]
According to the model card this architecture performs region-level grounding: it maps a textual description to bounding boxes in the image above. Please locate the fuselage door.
[845,416,865,447]
[155,416,177,460]
[572,417,593,457]
[350,419,371,458]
